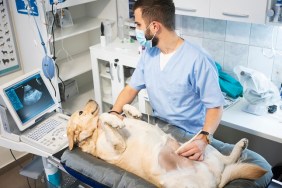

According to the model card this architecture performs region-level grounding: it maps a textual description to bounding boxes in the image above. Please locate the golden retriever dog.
[67,100,266,188]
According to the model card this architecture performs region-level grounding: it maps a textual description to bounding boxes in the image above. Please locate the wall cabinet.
[174,0,268,24]
[90,40,140,112]
[174,0,210,18]
[210,0,268,24]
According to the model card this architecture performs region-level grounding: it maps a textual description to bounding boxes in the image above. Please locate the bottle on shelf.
[104,20,112,44]
[100,22,107,47]
[273,0,282,22]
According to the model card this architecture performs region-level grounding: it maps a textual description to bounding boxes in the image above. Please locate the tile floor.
[0,155,85,188]
[0,156,45,188]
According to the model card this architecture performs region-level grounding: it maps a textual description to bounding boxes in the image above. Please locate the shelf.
[54,17,114,41]
[45,0,97,12]
[100,72,111,79]
[57,51,91,81]
[124,18,136,27]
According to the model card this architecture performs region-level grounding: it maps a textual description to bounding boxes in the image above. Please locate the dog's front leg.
[99,113,125,128]
[123,104,142,119]
[99,113,126,154]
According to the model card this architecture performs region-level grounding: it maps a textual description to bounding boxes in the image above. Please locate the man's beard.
[145,32,159,47]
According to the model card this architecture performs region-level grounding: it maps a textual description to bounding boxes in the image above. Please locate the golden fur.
[67,100,266,188]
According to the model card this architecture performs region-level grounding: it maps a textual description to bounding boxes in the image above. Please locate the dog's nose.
[79,111,83,115]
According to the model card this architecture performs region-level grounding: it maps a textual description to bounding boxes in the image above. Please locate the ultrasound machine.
[0,69,69,157]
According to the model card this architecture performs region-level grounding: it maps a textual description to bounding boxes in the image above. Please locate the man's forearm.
[111,85,139,113]
[202,106,223,134]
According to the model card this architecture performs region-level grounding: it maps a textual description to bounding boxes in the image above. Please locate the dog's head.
[67,100,100,150]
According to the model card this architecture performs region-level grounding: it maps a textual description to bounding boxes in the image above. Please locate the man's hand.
[176,136,208,161]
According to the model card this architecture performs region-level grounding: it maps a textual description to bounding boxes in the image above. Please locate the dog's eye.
[91,111,95,115]
[79,111,83,115]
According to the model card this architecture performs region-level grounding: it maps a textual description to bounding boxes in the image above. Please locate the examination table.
[60,116,273,188]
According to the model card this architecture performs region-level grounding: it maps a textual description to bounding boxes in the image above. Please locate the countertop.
[221,99,282,143]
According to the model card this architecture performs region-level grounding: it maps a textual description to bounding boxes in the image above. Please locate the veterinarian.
[110,0,224,162]
[110,1,273,186]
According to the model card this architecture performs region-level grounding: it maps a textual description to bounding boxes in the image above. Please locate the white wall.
[175,15,282,86]
[9,1,48,73]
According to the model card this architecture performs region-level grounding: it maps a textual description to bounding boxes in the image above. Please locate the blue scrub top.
[129,40,225,134]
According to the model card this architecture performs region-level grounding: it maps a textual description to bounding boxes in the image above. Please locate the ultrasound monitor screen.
[3,73,55,126]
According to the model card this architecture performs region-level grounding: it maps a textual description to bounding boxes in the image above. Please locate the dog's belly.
[158,138,196,172]
[118,119,197,182]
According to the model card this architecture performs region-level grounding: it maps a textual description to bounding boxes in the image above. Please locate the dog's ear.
[84,100,99,116]
[78,130,93,142]
[67,117,76,150]
[78,116,98,142]
[92,105,99,117]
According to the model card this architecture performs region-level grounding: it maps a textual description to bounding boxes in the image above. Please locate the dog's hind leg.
[205,139,248,186]
[217,138,267,188]
[123,104,142,119]
[220,138,248,165]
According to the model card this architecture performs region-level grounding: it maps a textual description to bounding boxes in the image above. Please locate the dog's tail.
[219,163,267,188]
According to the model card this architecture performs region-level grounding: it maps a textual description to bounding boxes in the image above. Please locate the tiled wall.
[175,15,282,86]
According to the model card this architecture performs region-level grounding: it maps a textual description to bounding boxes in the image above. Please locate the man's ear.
[152,21,161,32]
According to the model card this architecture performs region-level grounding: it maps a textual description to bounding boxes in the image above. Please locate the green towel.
[215,62,243,99]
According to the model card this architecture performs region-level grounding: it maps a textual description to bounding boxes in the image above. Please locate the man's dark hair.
[133,0,175,31]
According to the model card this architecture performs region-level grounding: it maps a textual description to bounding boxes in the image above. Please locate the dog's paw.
[99,113,125,128]
[237,138,248,150]
[123,104,142,119]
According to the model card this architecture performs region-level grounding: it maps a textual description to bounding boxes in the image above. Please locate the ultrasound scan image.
[23,84,43,106]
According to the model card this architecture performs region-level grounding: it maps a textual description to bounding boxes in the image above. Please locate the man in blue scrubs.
[110,0,272,186]
[110,0,224,161]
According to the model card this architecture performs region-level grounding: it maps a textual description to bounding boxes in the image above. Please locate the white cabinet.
[92,56,126,109]
[174,0,210,18]
[138,89,153,116]
[175,0,268,24]
[44,0,117,113]
[210,0,268,24]
[90,40,140,112]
